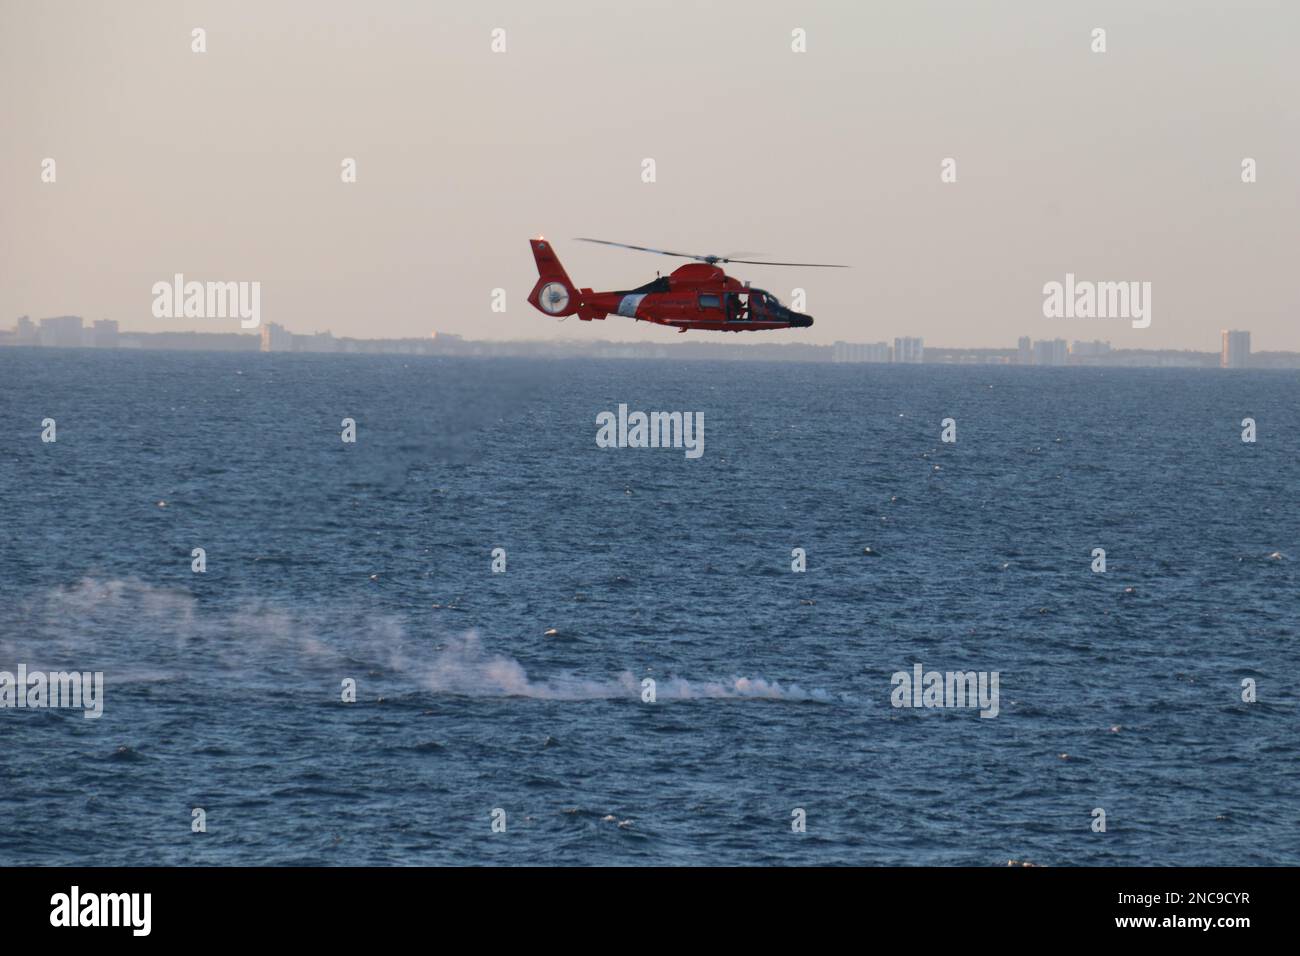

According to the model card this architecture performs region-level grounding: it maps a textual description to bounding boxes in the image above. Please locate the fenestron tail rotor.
[573,237,848,268]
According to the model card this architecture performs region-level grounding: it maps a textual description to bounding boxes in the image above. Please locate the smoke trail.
[1,577,833,702]
[420,632,832,702]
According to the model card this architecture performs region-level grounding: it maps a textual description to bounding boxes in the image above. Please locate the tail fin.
[527,238,579,316]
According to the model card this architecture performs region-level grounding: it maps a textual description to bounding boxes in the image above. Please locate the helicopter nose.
[789,313,813,328]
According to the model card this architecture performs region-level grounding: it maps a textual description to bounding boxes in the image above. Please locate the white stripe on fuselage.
[617,293,646,317]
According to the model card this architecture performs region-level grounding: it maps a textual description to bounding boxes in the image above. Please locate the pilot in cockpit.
[728,293,747,322]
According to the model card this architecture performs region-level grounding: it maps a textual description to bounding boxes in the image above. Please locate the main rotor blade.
[573,238,709,262]
[574,238,851,269]
[722,258,850,268]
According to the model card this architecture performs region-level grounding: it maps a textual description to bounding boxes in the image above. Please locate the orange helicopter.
[527,237,846,332]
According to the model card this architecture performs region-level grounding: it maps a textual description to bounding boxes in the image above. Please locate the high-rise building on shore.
[833,341,891,363]
[1221,329,1250,369]
[1017,336,1110,365]
[14,315,38,346]
[38,315,84,348]
[1033,338,1069,366]
[893,336,924,363]
[260,322,294,352]
[92,319,119,348]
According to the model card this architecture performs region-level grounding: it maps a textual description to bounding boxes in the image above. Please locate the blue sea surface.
[1,349,1297,865]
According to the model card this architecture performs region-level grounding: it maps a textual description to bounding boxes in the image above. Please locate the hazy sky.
[3,0,1297,349]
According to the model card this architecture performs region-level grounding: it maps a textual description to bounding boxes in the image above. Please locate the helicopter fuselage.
[527,240,814,332]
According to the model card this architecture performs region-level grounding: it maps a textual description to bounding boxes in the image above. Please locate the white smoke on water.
[420,632,833,702]
[1,576,409,680]
[0,577,199,683]
[1,577,834,703]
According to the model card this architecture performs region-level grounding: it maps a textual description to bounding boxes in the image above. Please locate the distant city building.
[1017,336,1106,365]
[926,348,1014,365]
[92,319,120,348]
[833,341,891,363]
[1221,329,1250,369]
[1033,338,1069,366]
[293,330,338,353]
[1017,336,1032,365]
[1071,339,1111,358]
[14,315,38,345]
[893,336,924,364]
[39,315,84,348]
[260,322,293,352]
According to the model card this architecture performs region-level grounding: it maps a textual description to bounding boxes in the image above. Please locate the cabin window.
[698,294,721,309]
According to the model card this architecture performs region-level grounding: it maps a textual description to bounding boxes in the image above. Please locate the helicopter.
[526,237,847,333]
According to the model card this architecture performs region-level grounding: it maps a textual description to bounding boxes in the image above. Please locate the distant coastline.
[2,315,1294,369]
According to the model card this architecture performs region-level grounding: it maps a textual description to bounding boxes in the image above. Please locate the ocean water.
[1,348,1297,866]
